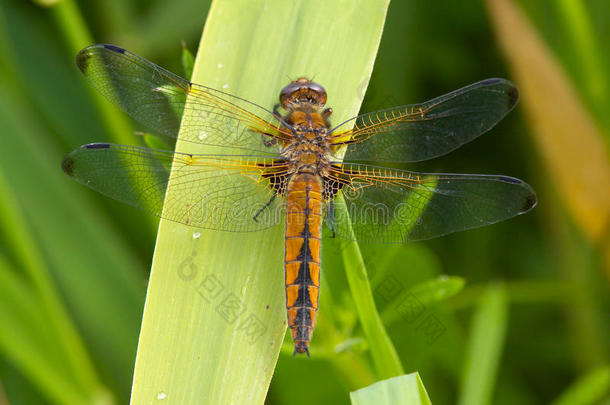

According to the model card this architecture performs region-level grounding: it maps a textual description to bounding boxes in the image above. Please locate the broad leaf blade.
[130,0,390,403]
[350,373,432,405]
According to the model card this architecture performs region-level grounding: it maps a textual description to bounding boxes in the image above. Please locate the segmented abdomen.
[284,173,322,356]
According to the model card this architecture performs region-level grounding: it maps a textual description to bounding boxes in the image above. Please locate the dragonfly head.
[280,78,327,110]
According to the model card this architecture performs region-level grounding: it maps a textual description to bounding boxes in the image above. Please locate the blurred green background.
[0,0,609,404]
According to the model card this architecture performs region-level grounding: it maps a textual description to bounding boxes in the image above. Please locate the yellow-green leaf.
[130,1,389,403]
[350,373,432,405]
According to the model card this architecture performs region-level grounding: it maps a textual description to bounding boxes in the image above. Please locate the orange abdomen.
[284,173,322,356]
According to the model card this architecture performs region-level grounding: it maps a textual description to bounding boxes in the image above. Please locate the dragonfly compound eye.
[280,78,327,109]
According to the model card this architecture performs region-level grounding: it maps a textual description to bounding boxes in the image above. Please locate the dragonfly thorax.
[282,131,331,175]
[280,80,333,176]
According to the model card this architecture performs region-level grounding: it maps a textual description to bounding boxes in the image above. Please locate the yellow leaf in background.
[485,0,610,244]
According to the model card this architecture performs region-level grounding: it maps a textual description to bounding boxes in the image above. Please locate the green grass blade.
[408,275,465,303]
[555,0,610,136]
[350,373,432,405]
[181,43,194,80]
[380,275,465,327]
[341,239,404,379]
[0,256,109,405]
[458,283,508,405]
[120,0,213,58]
[0,169,102,396]
[0,17,145,399]
[338,170,439,376]
[48,0,138,147]
[551,366,610,405]
[130,1,389,403]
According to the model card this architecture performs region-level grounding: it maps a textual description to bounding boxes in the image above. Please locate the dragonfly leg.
[325,200,336,238]
[273,103,282,119]
[266,104,284,147]
[261,134,278,147]
[322,107,333,120]
[253,194,277,222]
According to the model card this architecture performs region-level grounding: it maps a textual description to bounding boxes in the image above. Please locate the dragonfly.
[63,44,537,356]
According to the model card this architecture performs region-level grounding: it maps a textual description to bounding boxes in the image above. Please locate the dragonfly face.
[279,77,328,110]
[63,44,537,356]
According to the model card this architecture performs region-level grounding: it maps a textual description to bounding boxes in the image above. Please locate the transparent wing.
[324,163,536,243]
[76,44,292,153]
[328,79,519,162]
[61,143,289,231]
